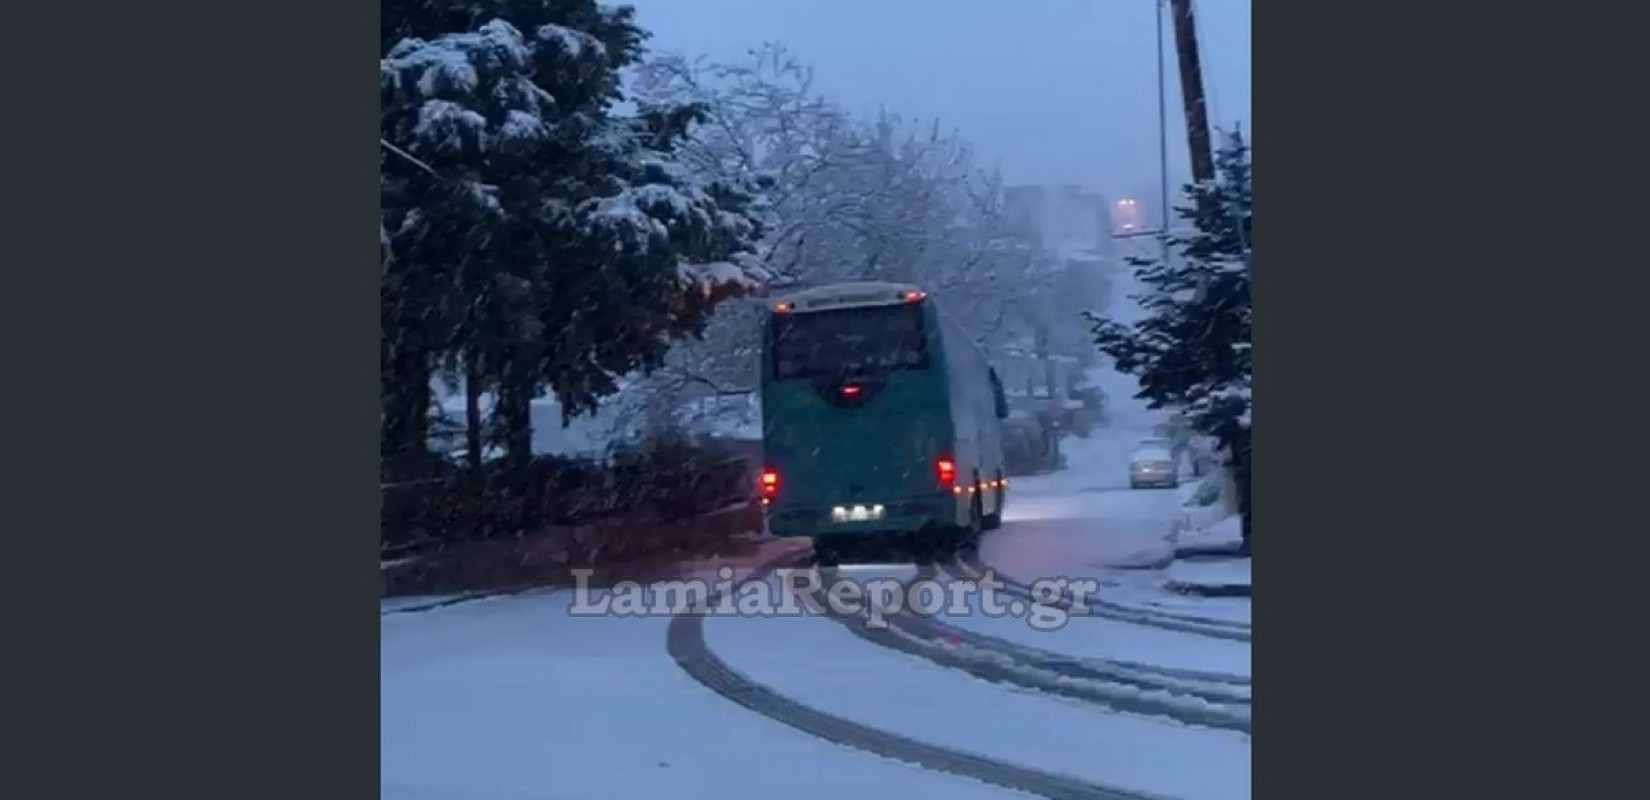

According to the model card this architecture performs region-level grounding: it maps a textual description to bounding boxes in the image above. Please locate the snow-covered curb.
[1163,485,1251,595]
[1163,557,1251,598]
[1174,513,1245,553]
[1163,515,1250,596]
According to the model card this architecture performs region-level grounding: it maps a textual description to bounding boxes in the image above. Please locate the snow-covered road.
[381,370,1251,800]
[382,597,1036,800]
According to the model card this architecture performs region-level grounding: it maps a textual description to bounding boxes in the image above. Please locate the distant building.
[998,183,1120,369]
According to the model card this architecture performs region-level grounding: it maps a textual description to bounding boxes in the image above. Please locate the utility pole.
[1168,0,1215,185]
[1038,326,1056,400]
[1165,0,1220,301]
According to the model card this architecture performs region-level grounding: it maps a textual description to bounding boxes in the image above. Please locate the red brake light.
[904,290,926,303]
[760,467,780,499]
[935,457,956,488]
[840,384,861,397]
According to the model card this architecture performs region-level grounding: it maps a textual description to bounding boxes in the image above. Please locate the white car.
[1128,443,1179,489]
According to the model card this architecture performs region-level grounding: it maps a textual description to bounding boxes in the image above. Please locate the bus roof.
[772,281,926,314]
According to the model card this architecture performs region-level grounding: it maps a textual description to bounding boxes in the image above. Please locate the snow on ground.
[988,425,1187,579]
[981,477,1251,626]
[704,604,1252,800]
[1069,568,1252,626]
[957,369,1250,656]
[383,363,1250,799]
[382,590,1037,800]
[992,488,1183,573]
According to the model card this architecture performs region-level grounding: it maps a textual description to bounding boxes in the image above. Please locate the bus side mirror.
[989,369,1009,419]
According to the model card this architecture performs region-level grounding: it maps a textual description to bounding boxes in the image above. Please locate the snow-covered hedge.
[381,436,752,557]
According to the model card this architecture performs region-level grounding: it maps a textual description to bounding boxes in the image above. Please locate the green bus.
[758,281,1011,563]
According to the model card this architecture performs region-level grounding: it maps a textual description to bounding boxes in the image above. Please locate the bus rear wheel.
[955,489,984,558]
[811,537,842,567]
[982,469,1005,530]
[908,525,948,565]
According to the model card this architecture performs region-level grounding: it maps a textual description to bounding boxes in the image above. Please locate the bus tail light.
[760,467,781,500]
[935,457,956,489]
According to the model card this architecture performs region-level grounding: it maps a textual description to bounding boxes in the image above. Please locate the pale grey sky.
[624,0,1251,203]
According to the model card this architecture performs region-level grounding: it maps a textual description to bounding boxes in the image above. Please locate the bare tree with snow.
[616,44,1063,438]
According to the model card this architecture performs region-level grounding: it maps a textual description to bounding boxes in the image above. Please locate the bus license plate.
[832,504,885,523]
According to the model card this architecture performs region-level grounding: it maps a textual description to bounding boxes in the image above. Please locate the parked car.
[1128,442,1179,489]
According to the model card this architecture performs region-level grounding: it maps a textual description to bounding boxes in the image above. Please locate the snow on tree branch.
[380,5,770,467]
[603,42,1071,439]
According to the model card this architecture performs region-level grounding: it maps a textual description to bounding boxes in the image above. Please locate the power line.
[381,138,447,181]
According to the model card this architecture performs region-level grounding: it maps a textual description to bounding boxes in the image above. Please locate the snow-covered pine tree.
[1088,130,1252,549]
[380,20,522,472]
[380,5,766,471]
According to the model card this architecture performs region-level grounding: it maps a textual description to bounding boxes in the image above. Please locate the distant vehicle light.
[841,384,862,397]
[903,290,926,303]
[760,467,780,499]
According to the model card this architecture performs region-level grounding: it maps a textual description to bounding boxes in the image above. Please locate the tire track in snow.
[899,584,1251,691]
[813,567,1250,734]
[667,554,1175,800]
[955,553,1251,643]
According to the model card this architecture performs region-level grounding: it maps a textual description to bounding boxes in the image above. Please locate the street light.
[1154,0,1171,264]
[1107,1,1172,264]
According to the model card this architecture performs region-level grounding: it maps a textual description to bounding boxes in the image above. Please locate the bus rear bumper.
[765,497,960,539]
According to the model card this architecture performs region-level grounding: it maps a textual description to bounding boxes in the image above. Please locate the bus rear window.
[771,303,928,380]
